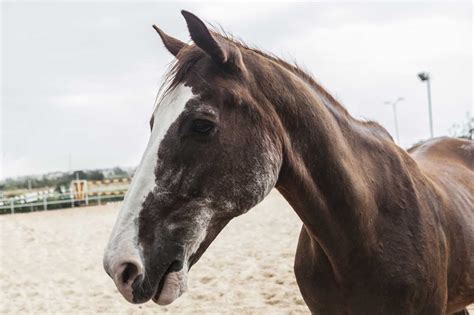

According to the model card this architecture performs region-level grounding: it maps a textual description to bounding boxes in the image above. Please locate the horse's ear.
[181,10,245,72]
[152,25,187,57]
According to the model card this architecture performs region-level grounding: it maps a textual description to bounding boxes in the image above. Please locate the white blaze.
[104,84,194,276]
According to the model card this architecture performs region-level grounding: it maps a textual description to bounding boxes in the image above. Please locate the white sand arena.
[1,190,473,314]
[0,190,309,314]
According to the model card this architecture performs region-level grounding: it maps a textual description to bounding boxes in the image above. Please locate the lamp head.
[418,72,430,81]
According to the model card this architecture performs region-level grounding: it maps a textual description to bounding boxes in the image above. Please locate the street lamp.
[418,71,434,138]
[385,97,404,144]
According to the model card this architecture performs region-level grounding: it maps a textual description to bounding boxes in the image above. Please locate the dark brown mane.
[162,29,347,110]
[159,29,393,141]
[215,31,351,117]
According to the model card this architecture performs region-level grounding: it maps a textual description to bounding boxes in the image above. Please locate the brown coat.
[104,11,474,314]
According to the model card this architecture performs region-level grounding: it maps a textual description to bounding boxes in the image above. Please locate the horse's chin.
[152,268,188,305]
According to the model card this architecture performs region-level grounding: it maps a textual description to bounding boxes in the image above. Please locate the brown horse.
[103,11,474,314]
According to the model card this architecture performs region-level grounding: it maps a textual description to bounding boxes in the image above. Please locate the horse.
[103,10,474,314]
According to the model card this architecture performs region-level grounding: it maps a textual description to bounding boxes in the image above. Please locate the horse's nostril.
[120,262,141,286]
[106,258,144,302]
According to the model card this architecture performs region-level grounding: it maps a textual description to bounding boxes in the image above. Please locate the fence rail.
[0,193,125,214]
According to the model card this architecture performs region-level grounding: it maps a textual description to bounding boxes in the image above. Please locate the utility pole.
[418,72,434,138]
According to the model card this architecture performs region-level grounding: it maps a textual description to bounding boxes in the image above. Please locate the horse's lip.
[151,260,183,303]
[151,272,168,303]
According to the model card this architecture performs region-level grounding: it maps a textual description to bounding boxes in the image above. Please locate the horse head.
[103,10,282,305]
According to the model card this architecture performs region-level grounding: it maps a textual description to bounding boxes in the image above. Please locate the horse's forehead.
[113,84,195,229]
[153,84,195,119]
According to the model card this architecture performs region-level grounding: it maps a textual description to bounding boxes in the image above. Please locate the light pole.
[384,97,404,144]
[418,72,434,138]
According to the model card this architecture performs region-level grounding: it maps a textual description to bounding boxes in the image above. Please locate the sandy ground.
[1,190,472,314]
[1,190,309,314]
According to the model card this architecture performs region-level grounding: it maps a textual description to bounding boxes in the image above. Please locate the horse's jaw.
[153,268,188,305]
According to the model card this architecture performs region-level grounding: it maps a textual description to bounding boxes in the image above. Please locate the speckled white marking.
[104,84,195,286]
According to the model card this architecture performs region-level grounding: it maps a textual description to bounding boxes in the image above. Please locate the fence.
[0,178,131,215]
[0,192,126,214]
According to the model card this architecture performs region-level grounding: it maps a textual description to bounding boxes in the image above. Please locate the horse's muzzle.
[104,240,187,304]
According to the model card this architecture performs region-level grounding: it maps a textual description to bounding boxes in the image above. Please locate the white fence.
[0,192,125,214]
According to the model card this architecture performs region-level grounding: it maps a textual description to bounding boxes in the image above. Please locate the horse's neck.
[266,67,418,274]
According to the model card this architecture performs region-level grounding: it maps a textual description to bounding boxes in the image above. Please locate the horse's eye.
[191,119,215,135]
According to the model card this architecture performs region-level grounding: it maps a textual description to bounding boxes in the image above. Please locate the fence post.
[71,195,75,208]
[43,197,47,211]
[98,193,101,206]
[10,199,14,214]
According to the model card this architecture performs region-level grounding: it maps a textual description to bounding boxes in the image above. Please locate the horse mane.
[213,29,351,118]
[157,28,392,141]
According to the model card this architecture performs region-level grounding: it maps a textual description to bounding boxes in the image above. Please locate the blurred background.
[2,1,472,181]
[0,2,473,313]
[2,1,472,213]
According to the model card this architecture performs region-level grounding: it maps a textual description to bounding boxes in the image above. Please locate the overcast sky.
[1,1,472,179]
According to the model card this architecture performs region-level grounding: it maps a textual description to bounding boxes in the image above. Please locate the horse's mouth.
[151,260,188,306]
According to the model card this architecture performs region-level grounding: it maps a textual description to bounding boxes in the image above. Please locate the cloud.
[196,2,293,25]
[1,2,472,179]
